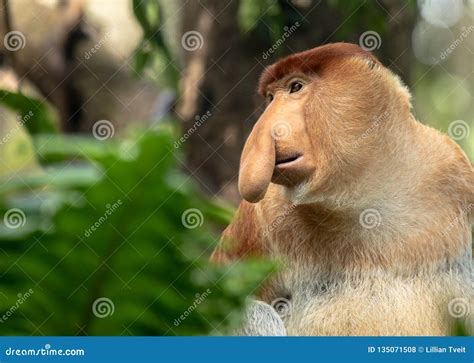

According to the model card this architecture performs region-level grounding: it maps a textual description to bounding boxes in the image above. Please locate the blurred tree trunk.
[0,0,87,132]
[175,0,416,202]
[175,0,269,201]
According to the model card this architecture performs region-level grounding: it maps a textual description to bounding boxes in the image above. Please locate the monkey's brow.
[258,43,379,96]
[263,74,306,94]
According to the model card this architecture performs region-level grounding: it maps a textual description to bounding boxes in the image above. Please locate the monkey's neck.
[278,119,469,273]
[307,118,446,215]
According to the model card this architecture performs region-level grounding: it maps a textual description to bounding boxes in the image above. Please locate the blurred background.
[0,0,472,335]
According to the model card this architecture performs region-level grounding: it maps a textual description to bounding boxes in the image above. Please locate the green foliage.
[238,0,284,41]
[326,0,388,39]
[0,127,274,335]
[237,0,310,52]
[412,72,473,161]
[0,117,39,179]
[0,90,58,134]
[132,0,179,88]
[452,319,470,336]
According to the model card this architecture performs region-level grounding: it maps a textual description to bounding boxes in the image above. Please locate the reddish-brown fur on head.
[258,43,379,96]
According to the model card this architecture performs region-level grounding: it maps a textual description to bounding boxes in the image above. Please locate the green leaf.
[0,90,57,134]
[0,127,273,335]
[133,44,153,75]
[131,0,178,88]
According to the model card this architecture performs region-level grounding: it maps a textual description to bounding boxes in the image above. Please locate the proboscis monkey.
[212,43,473,336]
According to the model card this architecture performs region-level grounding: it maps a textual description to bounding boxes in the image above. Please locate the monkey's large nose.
[238,119,276,203]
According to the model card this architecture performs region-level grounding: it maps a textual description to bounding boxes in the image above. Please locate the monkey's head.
[238,43,412,203]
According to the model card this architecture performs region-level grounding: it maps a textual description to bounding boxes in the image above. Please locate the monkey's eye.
[289,81,303,94]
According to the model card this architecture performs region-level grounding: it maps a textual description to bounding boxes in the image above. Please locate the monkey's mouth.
[275,153,303,168]
[272,151,313,187]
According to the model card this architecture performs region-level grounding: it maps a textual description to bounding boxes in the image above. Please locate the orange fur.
[213,43,474,336]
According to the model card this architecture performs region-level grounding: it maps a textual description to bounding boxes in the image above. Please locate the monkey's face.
[238,72,322,203]
[238,43,399,204]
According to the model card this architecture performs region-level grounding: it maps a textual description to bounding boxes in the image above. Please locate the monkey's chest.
[263,266,455,336]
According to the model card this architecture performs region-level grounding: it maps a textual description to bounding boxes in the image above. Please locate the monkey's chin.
[281,181,313,205]
[271,158,314,188]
